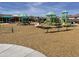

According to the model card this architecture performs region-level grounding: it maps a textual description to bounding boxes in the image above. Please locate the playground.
[0,11,79,57]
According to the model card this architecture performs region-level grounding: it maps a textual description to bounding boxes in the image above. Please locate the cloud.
[31,2,44,6]
[0,2,68,16]
[0,10,21,14]
[68,9,79,15]
[22,2,46,16]
[26,2,44,6]
[25,6,47,16]
[0,2,79,16]
[12,11,21,14]
[21,2,68,16]
[0,6,4,9]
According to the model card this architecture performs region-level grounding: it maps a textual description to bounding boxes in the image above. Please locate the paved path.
[0,44,46,57]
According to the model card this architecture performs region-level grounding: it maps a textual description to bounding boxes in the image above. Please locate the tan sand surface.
[0,23,79,57]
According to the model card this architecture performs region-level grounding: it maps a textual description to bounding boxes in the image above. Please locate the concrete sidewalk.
[0,44,46,57]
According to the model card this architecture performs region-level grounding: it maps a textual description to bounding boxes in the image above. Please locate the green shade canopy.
[17,14,28,17]
[1,16,13,18]
[62,10,68,14]
[46,12,56,16]
[45,12,59,25]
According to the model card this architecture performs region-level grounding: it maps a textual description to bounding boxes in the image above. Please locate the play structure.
[18,14,30,25]
[0,11,73,33]
[60,11,72,30]
[43,12,60,32]
[45,12,60,26]
[35,11,72,33]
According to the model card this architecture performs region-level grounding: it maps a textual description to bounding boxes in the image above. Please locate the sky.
[0,2,79,16]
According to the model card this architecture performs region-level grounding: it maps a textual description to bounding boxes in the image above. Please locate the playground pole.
[12,27,14,33]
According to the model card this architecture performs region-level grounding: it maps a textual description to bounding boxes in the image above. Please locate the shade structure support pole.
[11,27,14,33]
[46,29,49,33]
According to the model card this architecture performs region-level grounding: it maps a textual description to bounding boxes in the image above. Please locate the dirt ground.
[0,23,79,57]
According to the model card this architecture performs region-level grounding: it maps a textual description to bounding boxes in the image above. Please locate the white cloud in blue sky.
[0,2,79,16]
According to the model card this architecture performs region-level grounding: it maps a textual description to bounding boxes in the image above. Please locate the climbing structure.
[44,12,59,26]
[43,11,72,32]
[61,11,71,30]
[61,11,71,26]
[43,12,61,32]
[45,13,60,26]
